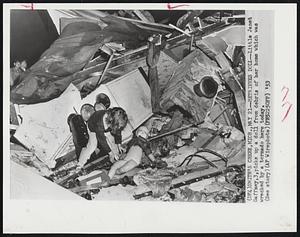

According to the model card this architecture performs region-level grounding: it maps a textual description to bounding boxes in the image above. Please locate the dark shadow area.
[10,10,58,67]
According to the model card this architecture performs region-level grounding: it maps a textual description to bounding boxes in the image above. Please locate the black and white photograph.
[9,8,247,202]
[3,3,296,234]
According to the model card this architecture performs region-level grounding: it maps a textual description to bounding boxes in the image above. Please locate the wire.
[178,148,228,168]
[196,148,228,163]
[187,154,218,169]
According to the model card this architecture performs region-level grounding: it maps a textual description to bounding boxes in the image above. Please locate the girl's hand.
[117,144,126,154]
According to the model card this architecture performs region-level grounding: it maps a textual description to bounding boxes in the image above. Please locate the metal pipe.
[147,121,204,142]
[168,23,192,37]
[94,52,115,89]
[197,17,202,30]
[189,33,195,53]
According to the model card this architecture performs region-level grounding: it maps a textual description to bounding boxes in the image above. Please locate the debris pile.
[10,10,246,202]
[172,165,245,203]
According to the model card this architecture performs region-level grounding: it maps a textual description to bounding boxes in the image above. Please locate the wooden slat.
[115,16,174,30]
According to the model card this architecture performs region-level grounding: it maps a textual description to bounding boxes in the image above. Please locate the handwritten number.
[167,3,190,10]
[281,86,289,102]
[21,3,34,10]
[281,86,292,122]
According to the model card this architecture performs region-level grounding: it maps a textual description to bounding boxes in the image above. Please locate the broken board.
[14,84,82,168]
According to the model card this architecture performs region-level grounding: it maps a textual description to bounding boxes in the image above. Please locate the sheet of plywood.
[14,84,81,168]
[106,69,153,129]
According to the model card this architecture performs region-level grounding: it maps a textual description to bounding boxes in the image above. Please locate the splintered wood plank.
[219,69,246,132]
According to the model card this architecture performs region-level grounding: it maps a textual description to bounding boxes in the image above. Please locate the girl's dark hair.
[106,107,128,133]
[80,103,95,115]
[95,93,111,109]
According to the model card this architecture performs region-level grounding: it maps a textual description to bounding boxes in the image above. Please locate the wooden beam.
[115,16,174,30]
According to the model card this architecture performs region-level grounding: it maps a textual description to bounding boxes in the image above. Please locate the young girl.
[77,107,128,168]
[108,126,155,179]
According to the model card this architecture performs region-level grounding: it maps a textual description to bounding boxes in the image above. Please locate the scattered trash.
[133,168,175,198]
[93,184,135,201]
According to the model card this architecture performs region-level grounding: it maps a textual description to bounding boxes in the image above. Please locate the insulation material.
[14,84,81,168]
